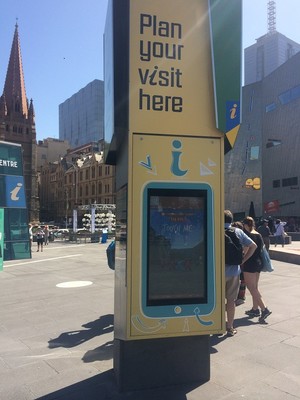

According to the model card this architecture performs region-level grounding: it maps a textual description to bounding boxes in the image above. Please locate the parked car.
[53,229,69,238]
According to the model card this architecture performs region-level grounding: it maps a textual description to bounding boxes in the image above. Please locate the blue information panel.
[0,141,31,262]
[141,182,215,319]
[0,176,26,208]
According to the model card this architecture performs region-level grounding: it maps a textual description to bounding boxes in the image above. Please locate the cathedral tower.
[0,23,39,222]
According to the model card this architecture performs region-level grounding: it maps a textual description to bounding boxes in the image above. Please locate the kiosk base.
[114,335,210,392]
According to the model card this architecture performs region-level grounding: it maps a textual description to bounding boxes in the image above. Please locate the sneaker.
[245,308,260,317]
[259,308,272,322]
[226,327,237,336]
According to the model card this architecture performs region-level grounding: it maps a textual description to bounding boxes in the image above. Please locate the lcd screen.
[147,188,207,306]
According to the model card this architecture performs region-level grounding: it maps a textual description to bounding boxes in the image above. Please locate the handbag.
[261,246,274,272]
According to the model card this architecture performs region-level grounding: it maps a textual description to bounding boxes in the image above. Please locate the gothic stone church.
[0,24,39,222]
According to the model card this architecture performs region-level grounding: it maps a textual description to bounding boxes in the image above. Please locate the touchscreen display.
[147,188,207,306]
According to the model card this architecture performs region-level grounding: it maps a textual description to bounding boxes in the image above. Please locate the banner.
[73,209,78,232]
[91,206,95,233]
[0,208,4,271]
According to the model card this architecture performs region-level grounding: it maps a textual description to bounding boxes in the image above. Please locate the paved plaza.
[0,239,300,399]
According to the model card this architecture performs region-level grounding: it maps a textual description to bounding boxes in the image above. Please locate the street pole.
[65,189,68,229]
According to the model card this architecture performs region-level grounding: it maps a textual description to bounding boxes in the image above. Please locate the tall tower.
[0,23,39,222]
[244,0,300,85]
[267,0,276,35]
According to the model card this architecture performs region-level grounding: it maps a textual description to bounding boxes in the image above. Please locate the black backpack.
[106,240,115,270]
[225,227,243,265]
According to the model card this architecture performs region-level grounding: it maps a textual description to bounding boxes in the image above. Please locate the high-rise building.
[226,2,300,225]
[244,2,300,85]
[226,48,300,224]
[59,79,104,148]
[244,31,300,85]
[0,24,39,222]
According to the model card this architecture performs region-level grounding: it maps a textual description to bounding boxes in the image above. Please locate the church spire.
[3,23,28,117]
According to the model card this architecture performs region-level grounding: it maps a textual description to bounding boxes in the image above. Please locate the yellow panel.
[129,0,220,137]
[126,133,224,339]
[225,125,240,148]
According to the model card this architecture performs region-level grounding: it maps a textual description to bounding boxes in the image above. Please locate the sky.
[1,0,300,141]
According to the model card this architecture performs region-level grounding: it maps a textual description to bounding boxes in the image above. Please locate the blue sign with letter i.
[5,176,26,208]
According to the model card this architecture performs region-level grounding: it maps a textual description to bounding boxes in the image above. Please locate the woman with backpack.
[242,216,272,322]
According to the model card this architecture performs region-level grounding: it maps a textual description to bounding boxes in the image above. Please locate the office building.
[226,50,300,227]
[37,138,70,172]
[59,80,104,148]
[244,31,300,85]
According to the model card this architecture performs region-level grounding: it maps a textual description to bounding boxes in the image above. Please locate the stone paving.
[0,240,300,399]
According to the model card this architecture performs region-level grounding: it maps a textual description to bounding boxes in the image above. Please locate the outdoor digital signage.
[141,182,215,319]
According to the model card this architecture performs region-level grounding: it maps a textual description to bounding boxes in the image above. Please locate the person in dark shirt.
[258,219,271,251]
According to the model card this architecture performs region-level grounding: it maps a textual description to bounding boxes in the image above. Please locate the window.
[85,169,89,180]
[98,183,102,194]
[279,90,291,105]
[273,180,280,188]
[92,167,95,178]
[265,103,276,112]
[250,146,259,160]
[92,184,95,195]
[15,102,20,112]
[99,166,102,176]
[282,177,298,187]
[266,139,282,148]
[85,185,89,196]
[279,84,300,105]
[80,171,83,181]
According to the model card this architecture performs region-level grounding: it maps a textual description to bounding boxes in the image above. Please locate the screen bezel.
[141,182,215,318]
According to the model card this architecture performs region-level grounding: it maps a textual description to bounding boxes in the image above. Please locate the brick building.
[40,142,115,224]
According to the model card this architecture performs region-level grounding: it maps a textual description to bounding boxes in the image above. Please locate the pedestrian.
[36,226,45,252]
[274,219,287,247]
[44,225,49,245]
[29,223,33,251]
[232,221,246,305]
[242,216,272,322]
[258,219,271,251]
[224,210,257,336]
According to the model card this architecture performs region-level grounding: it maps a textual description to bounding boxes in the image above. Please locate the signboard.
[129,0,218,137]
[264,200,280,214]
[142,183,214,319]
[108,0,242,340]
[0,142,23,176]
[0,176,26,208]
[0,141,30,262]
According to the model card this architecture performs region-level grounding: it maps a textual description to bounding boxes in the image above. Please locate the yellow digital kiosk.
[104,0,242,391]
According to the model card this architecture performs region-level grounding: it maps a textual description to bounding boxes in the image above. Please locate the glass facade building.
[59,80,104,148]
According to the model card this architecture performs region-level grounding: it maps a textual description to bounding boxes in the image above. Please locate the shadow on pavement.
[35,368,203,400]
[48,314,114,349]
[82,340,114,362]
